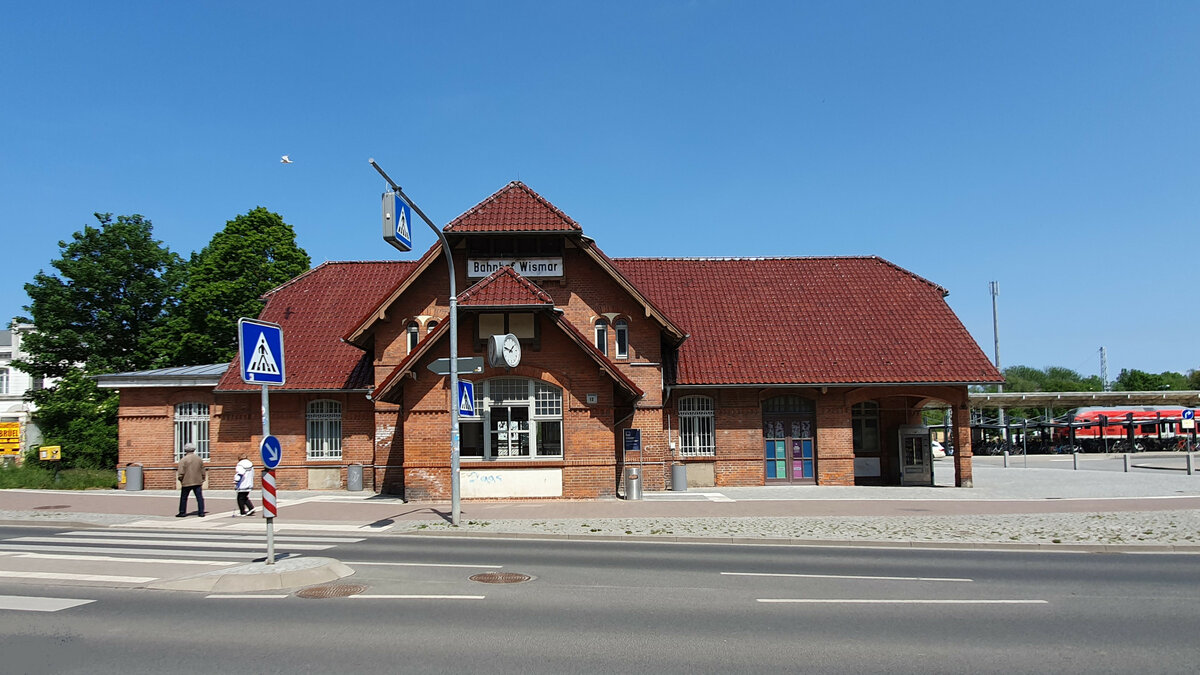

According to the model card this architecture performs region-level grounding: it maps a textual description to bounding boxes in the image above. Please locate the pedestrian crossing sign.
[238,318,286,385]
[458,381,476,418]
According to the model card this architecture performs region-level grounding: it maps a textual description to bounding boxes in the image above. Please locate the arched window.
[678,395,715,456]
[459,378,563,460]
[173,402,210,461]
[594,318,608,356]
[427,319,438,334]
[406,321,420,353]
[306,400,342,460]
[614,319,628,359]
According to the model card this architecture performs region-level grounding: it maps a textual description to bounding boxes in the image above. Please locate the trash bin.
[670,463,687,492]
[125,463,143,491]
[347,463,363,492]
[623,466,642,500]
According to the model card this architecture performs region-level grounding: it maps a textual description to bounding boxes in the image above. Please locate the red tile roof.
[216,261,416,392]
[444,181,582,233]
[613,256,1002,386]
[458,266,555,307]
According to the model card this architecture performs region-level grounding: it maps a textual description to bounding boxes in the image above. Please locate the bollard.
[1003,450,1009,468]
[1073,451,1079,470]
[1188,453,1194,476]
[1123,453,1130,473]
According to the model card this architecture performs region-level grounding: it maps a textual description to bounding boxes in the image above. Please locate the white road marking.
[206,594,290,599]
[0,544,288,559]
[757,599,1048,604]
[11,537,334,550]
[0,594,96,612]
[0,570,155,583]
[61,531,362,544]
[6,552,234,566]
[344,561,503,569]
[349,594,486,600]
[724,571,972,582]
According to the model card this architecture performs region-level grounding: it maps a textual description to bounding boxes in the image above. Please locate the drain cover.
[295,584,368,599]
[469,572,532,584]
[33,505,70,510]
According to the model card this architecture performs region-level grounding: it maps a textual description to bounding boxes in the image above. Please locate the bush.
[0,463,118,490]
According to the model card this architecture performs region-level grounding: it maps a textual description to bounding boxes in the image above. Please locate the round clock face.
[502,334,521,367]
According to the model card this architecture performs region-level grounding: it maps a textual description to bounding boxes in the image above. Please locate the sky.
[1,1,1197,380]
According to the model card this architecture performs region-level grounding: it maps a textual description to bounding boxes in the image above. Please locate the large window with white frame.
[306,399,342,460]
[460,378,563,460]
[173,402,210,461]
[678,395,715,456]
[0,367,8,395]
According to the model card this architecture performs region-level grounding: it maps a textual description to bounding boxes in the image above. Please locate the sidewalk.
[2,462,1199,549]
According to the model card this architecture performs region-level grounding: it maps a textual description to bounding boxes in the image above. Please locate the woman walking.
[233,453,256,516]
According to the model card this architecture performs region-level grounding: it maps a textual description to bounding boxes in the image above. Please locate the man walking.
[176,443,206,517]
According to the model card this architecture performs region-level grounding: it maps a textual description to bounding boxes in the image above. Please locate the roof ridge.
[260,260,414,299]
[459,265,555,305]
[611,255,879,262]
[444,181,582,232]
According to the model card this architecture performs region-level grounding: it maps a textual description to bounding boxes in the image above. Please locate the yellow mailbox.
[39,445,62,461]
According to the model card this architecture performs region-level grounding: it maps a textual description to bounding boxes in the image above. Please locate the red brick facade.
[109,181,1000,498]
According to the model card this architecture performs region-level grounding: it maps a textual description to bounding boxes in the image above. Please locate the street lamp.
[369,159,462,526]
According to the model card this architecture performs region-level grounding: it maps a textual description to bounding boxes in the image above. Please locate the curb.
[147,556,354,593]
[397,529,1200,553]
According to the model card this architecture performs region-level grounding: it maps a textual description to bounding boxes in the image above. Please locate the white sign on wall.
[468,258,564,278]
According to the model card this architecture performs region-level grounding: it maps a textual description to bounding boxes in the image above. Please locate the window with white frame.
[406,321,420,353]
[678,395,715,456]
[460,378,563,459]
[614,319,628,359]
[174,402,210,460]
[427,319,438,334]
[594,318,608,356]
[0,368,8,395]
[306,399,342,460]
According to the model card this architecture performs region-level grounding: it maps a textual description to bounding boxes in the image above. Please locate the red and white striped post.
[262,467,277,563]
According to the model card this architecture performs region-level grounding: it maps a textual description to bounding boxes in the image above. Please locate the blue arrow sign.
[1184,410,1195,421]
[238,318,286,385]
[260,435,282,469]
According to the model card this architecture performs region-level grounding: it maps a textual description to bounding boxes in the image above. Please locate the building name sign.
[468,258,564,278]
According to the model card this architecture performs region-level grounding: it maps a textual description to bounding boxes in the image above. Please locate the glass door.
[763,412,816,484]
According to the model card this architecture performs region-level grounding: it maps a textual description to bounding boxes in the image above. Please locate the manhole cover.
[469,572,532,584]
[295,584,368,599]
[33,505,70,510]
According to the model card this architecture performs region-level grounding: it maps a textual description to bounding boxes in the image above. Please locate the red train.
[1051,406,1197,452]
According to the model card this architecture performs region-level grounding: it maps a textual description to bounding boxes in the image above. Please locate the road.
[0,524,1198,673]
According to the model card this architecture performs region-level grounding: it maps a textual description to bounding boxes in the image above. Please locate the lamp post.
[369,159,461,526]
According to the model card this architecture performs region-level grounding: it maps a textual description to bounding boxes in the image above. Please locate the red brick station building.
[100,182,1002,499]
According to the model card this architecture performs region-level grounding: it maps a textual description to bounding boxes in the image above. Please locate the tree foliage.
[1113,368,1189,392]
[151,207,310,366]
[17,213,182,377]
[16,213,180,469]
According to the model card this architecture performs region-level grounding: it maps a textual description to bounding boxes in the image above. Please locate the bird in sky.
[280,155,293,164]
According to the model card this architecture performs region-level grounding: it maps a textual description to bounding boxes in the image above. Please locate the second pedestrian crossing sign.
[238,318,286,385]
[458,381,476,418]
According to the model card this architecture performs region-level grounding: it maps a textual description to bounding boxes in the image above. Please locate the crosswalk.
[0,528,363,595]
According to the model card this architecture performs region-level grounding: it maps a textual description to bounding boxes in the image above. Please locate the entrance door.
[763,396,816,484]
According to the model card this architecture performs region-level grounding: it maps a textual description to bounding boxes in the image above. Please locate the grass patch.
[0,464,117,490]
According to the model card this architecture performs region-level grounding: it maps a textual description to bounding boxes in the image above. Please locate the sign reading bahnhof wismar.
[468,258,563,277]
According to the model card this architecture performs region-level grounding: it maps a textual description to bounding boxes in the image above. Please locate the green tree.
[152,207,310,366]
[16,213,180,469]
[1188,369,1200,390]
[17,213,182,377]
[1113,368,1188,391]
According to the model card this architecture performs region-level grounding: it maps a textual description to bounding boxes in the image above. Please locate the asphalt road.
[1,527,1199,674]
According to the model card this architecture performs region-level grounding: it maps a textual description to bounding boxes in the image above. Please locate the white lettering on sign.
[468,258,564,278]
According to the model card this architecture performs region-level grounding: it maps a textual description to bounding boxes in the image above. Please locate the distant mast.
[1100,346,1109,391]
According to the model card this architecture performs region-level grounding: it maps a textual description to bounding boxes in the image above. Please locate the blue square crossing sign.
[238,318,286,385]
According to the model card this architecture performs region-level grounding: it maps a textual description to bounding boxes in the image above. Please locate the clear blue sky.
[2,1,1197,379]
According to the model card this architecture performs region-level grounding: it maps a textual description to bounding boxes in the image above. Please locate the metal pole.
[369,159,461,526]
[993,279,1003,441]
[262,384,274,565]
